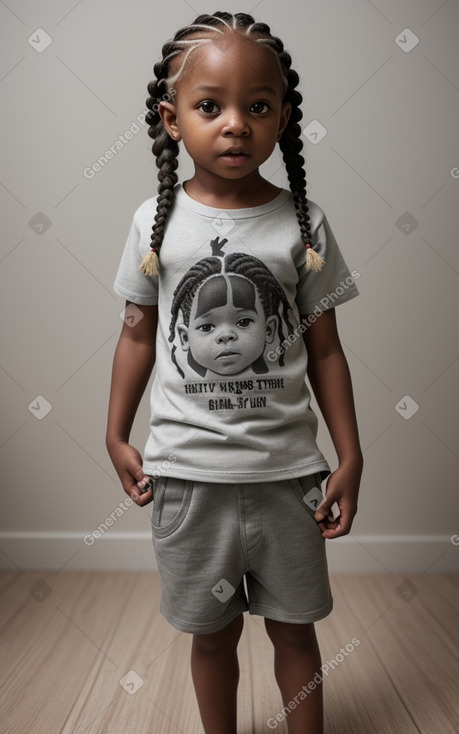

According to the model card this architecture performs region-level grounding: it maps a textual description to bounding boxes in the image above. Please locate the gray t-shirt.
[114,183,359,483]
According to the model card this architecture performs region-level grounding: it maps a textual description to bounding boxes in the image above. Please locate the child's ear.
[159,101,182,141]
[177,323,189,350]
[265,315,278,344]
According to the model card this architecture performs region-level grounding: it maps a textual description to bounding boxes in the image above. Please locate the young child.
[106,11,363,734]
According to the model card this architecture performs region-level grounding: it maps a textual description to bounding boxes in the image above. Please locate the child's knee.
[193,614,244,655]
[265,618,316,651]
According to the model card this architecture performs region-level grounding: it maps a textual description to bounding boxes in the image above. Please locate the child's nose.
[216,328,237,343]
[222,108,249,136]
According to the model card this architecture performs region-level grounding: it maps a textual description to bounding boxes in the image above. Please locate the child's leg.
[265,619,323,734]
[191,613,244,734]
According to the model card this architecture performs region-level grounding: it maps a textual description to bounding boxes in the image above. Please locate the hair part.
[141,11,323,276]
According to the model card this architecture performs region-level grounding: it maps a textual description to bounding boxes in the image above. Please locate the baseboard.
[0,532,457,573]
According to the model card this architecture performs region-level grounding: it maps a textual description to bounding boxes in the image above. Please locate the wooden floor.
[0,572,458,733]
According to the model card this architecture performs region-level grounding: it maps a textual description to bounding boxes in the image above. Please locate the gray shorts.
[150,474,333,634]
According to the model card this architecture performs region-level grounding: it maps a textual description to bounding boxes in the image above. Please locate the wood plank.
[0,570,46,628]
[318,575,421,734]
[1,572,458,734]
[333,574,459,734]
[59,572,202,734]
[414,574,459,642]
[0,571,119,734]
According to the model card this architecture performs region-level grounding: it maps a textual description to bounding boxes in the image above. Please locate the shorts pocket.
[289,473,324,519]
[151,477,193,538]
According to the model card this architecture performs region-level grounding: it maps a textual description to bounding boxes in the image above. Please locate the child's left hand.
[314,462,362,539]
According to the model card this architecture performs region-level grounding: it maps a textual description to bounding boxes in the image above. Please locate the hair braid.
[139,11,324,276]
[279,70,312,243]
[255,33,325,270]
[168,257,223,340]
[225,252,296,364]
[139,51,180,275]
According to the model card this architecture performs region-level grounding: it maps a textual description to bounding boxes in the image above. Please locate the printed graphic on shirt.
[183,376,286,412]
[168,237,298,412]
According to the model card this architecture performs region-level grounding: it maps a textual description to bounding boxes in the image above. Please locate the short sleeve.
[296,206,359,314]
[114,202,158,305]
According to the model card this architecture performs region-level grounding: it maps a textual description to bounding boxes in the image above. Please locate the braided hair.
[168,249,296,377]
[139,11,324,276]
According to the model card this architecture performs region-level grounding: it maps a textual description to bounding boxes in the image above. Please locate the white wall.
[1,0,458,573]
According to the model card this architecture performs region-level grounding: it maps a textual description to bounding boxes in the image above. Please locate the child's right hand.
[107,441,153,507]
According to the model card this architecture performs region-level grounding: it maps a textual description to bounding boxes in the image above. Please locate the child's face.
[159,32,291,184]
[177,274,277,376]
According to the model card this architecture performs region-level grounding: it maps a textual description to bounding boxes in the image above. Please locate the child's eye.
[197,323,214,332]
[250,101,270,114]
[237,317,254,328]
[198,100,219,114]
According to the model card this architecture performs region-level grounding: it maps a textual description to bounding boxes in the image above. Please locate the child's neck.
[183,169,282,209]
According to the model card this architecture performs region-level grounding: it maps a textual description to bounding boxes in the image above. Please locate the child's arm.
[106,302,158,507]
[302,308,363,538]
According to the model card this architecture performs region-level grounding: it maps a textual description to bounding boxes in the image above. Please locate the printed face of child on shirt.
[177,274,277,376]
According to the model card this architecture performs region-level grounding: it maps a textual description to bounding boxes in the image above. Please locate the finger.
[320,522,344,539]
[320,510,354,538]
[133,466,148,484]
[130,486,153,507]
[130,466,154,497]
[317,514,339,533]
[128,479,153,504]
[317,517,332,531]
[122,472,151,504]
[314,496,333,523]
[136,475,154,494]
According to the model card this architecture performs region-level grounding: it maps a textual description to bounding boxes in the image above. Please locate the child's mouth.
[217,350,240,358]
[220,148,250,166]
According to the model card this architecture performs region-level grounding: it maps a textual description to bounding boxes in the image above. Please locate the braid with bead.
[251,23,325,270]
[139,47,180,275]
[139,11,324,276]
